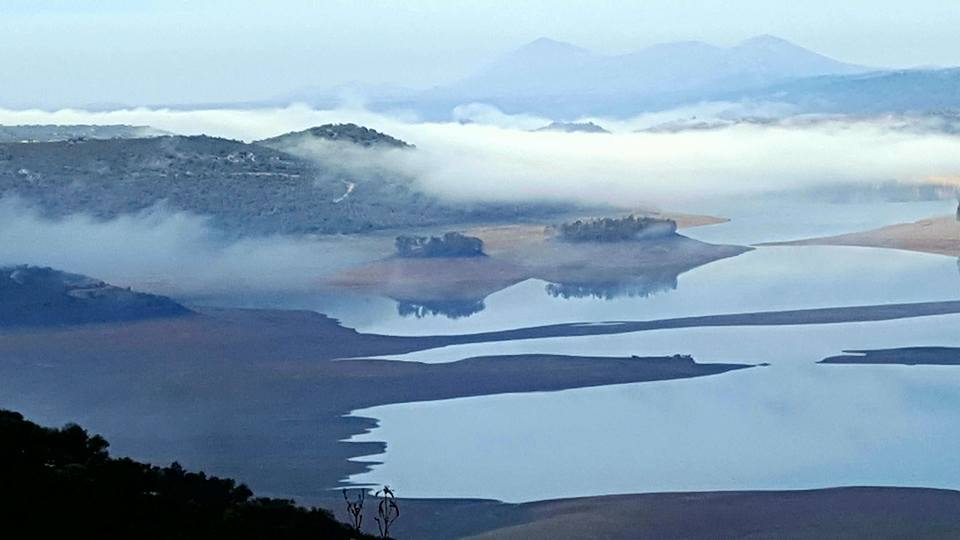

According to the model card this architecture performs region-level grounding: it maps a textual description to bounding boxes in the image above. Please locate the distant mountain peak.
[504,37,593,63]
[733,34,826,56]
[521,37,587,53]
[737,34,796,47]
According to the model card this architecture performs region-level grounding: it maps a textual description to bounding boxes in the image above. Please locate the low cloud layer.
[1,104,959,301]
[394,119,960,207]
[0,199,386,298]
[1,104,957,211]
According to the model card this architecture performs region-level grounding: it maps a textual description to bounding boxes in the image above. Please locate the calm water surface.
[341,199,960,501]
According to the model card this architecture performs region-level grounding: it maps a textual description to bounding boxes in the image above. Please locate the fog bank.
[2,105,958,209]
[0,199,385,298]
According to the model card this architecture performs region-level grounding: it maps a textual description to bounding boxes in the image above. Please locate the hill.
[733,67,960,114]
[257,122,412,149]
[0,131,574,236]
[0,265,190,327]
[0,124,168,143]
[0,409,370,539]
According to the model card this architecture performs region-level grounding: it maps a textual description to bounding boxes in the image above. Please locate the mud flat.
[760,215,960,256]
[7,299,960,497]
[372,487,960,539]
[820,346,960,365]
[331,233,749,306]
[0,307,753,497]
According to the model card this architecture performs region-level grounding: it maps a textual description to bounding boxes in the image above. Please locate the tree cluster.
[0,410,374,539]
[395,232,485,258]
[557,215,677,242]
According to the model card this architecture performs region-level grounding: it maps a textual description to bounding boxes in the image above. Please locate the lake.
[8,197,958,505]
[334,198,960,501]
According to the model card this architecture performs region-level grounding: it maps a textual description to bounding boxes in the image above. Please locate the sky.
[1,0,959,108]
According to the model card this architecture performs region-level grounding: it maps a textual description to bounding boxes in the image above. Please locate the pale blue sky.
[1,0,958,108]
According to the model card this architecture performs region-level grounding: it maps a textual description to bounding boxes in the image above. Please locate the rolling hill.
[0,124,574,236]
[0,265,190,326]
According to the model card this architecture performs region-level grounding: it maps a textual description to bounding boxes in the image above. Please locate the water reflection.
[394,271,682,318]
[396,298,486,319]
[545,273,678,300]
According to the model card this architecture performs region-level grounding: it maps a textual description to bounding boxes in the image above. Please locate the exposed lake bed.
[4,197,960,538]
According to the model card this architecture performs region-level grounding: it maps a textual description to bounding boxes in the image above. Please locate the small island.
[395,232,485,258]
[556,215,678,242]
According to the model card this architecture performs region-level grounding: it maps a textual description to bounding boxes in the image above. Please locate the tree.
[395,232,485,257]
[375,486,400,539]
[0,409,374,539]
[557,215,677,242]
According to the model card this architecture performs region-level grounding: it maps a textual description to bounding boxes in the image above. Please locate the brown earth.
[372,487,960,539]
[761,215,960,256]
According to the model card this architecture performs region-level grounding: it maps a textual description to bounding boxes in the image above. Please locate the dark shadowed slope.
[0,265,190,326]
[0,410,372,540]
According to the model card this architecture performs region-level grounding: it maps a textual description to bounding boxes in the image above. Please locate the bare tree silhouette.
[342,488,365,536]
[375,486,400,539]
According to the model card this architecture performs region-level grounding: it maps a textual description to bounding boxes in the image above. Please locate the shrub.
[0,410,373,539]
[557,215,677,242]
[395,232,485,258]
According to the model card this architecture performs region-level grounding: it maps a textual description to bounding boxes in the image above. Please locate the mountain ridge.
[280,34,877,119]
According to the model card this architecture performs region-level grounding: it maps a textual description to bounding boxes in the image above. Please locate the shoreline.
[4,300,960,503]
[7,304,960,537]
[320,486,960,539]
[759,214,960,257]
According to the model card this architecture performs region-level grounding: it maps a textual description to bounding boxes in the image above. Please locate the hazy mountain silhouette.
[443,35,868,100]
[291,35,875,118]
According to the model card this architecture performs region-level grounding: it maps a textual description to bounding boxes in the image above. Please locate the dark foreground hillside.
[0,410,372,540]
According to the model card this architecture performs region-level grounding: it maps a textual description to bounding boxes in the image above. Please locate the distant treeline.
[557,215,677,242]
[0,410,373,539]
[395,232,485,258]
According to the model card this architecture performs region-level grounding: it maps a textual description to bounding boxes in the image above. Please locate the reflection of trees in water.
[545,275,678,300]
[396,298,486,319]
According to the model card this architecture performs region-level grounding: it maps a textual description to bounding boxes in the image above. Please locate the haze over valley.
[5,2,960,538]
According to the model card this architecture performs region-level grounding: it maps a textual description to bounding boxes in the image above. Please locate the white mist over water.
[1,105,959,209]
[0,199,387,296]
